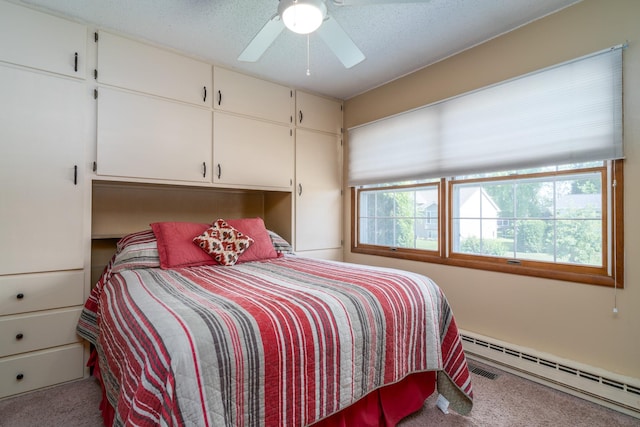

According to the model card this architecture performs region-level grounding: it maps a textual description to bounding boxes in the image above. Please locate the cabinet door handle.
[74,165,78,185]
[16,333,24,340]
[298,183,303,196]
[74,52,78,72]
[16,373,24,381]
[217,164,222,179]
[16,293,24,300]
[217,90,222,106]
[203,86,207,102]
[202,162,207,178]
[298,110,303,124]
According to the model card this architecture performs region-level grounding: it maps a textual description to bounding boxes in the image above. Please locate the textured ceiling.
[16,0,581,100]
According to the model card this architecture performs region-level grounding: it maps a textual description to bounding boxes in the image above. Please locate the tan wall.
[343,0,640,380]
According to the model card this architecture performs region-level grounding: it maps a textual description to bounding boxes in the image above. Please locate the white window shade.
[348,46,623,186]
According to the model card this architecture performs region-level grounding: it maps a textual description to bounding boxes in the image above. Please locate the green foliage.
[366,190,419,248]
[460,236,505,256]
[483,178,601,265]
[552,208,601,265]
[572,177,600,194]
[516,221,546,253]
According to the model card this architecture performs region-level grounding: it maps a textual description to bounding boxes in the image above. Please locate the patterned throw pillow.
[193,219,254,266]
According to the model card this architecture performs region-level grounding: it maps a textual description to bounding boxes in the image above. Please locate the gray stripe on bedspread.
[146,269,264,427]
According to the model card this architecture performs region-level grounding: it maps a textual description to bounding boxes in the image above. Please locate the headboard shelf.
[90,180,293,284]
[92,180,293,240]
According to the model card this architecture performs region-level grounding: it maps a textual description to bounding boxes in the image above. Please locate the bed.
[77,218,473,426]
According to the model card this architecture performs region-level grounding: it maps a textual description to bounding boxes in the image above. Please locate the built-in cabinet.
[213,66,293,125]
[95,31,213,184]
[293,91,343,260]
[213,112,294,189]
[96,31,211,107]
[0,1,344,399]
[0,66,86,275]
[295,129,343,256]
[0,1,87,79]
[0,1,87,399]
[293,92,343,259]
[296,90,343,134]
[97,87,212,183]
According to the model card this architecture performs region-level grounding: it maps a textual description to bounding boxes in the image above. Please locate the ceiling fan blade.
[316,16,365,69]
[238,14,285,62]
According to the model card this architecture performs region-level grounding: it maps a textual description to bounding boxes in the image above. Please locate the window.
[358,182,440,252]
[348,46,624,287]
[451,165,605,266]
[352,160,623,287]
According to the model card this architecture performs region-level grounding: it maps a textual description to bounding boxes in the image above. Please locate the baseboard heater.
[459,330,640,419]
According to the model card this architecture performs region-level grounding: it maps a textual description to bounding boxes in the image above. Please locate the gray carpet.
[0,361,637,426]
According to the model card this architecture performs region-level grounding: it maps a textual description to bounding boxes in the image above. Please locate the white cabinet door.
[296,91,343,134]
[213,67,293,125]
[0,1,86,78]
[213,113,294,189]
[97,31,212,107]
[0,65,86,275]
[295,129,342,252]
[97,87,212,183]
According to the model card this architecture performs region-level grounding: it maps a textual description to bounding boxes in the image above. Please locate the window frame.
[351,160,624,288]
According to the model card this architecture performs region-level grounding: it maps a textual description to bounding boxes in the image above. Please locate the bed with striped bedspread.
[77,235,472,426]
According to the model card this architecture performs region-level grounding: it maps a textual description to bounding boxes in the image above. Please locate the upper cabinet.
[213,112,293,190]
[0,1,86,78]
[96,87,212,183]
[213,67,293,125]
[296,91,343,134]
[96,31,211,107]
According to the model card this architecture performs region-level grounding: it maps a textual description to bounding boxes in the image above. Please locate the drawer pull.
[16,373,24,381]
[16,293,24,300]
[16,333,24,340]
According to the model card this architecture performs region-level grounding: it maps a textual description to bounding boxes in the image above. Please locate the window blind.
[348,46,623,186]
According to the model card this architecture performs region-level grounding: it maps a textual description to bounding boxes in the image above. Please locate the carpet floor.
[0,360,637,426]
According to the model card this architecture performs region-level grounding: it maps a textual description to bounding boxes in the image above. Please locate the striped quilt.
[78,243,472,426]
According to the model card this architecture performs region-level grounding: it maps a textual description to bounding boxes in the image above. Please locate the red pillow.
[150,222,214,269]
[226,217,279,263]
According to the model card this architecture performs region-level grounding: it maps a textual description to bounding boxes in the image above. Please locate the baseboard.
[459,330,640,419]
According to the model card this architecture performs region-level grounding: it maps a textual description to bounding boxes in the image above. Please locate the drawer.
[0,270,84,315]
[0,343,84,399]
[0,308,82,357]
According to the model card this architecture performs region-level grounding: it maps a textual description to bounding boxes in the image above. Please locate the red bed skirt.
[89,350,436,427]
[311,370,436,427]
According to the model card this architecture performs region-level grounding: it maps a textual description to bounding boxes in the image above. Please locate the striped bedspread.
[78,253,472,426]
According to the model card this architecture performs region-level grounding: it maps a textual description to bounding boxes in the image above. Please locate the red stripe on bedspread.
[79,256,472,426]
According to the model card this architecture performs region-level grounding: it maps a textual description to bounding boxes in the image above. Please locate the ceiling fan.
[238,0,427,69]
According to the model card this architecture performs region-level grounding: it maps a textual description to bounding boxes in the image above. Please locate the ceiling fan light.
[279,0,327,35]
